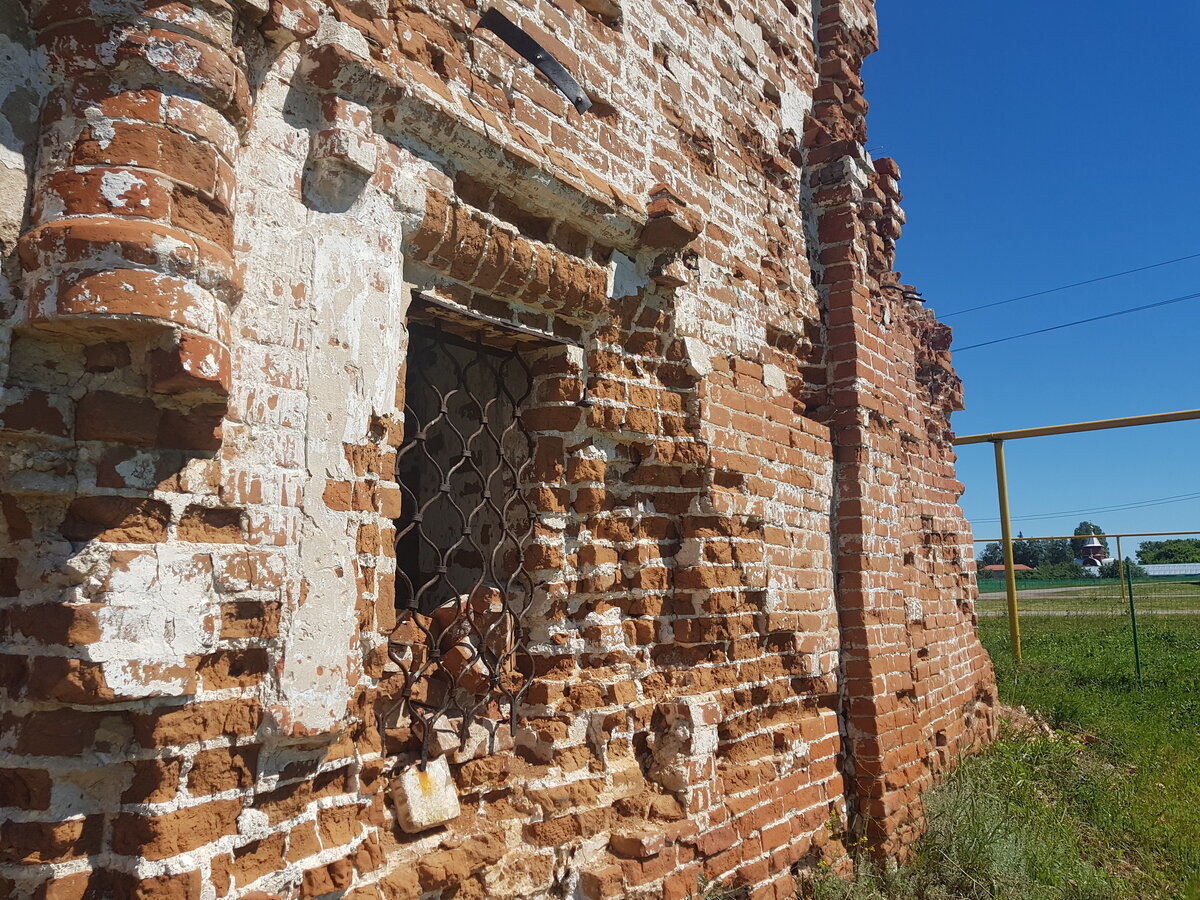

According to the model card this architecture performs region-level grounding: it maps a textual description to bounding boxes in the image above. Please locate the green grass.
[802,615,1200,900]
[982,616,1200,896]
[975,579,1200,614]
[977,576,1200,595]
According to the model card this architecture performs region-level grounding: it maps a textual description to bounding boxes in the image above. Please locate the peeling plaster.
[99,170,149,208]
[86,545,219,698]
[234,65,415,733]
[607,250,645,300]
[780,84,814,136]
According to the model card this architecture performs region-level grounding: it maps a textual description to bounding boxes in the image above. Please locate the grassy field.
[977,576,1200,594]
[975,578,1200,614]
[802,615,1200,900]
[978,578,1124,594]
[980,616,1200,896]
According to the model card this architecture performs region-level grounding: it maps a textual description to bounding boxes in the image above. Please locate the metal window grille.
[388,320,538,761]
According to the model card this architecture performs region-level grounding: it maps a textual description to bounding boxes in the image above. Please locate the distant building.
[1077,537,1115,576]
[1142,563,1200,577]
[981,564,1035,578]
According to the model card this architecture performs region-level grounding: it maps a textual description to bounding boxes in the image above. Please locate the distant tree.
[1136,539,1200,565]
[1071,522,1109,559]
[1012,534,1041,569]
[1042,539,1074,564]
[1036,561,1086,580]
[978,543,1003,567]
[977,537,1076,571]
[1099,558,1147,579]
[997,537,1075,569]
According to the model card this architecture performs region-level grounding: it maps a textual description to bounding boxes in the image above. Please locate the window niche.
[388,296,562,761]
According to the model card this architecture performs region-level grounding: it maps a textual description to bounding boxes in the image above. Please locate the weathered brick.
[178,506,244,543]
[75,391,161,444]
[0,816,103,864]
[187,745,259,794]
[112,799,242,860]
[133,699,263,748]
[61,496,170,543]
[0,389,70,436]
[122,758,183,804]
[0,767,53,810]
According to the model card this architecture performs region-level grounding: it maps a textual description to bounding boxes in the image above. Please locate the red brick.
[61,497,170,543]
[75,391,160,444]
[0,389,70,436]
[0,816,103,864]
[148,333,231,396]
[112,799,242,860]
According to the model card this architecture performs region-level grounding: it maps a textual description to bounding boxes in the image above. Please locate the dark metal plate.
[477,8,593,114]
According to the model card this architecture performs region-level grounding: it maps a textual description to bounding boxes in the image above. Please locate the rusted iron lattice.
[388,324,538,762]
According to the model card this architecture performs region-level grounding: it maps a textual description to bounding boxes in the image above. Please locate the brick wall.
[0,1,996,898]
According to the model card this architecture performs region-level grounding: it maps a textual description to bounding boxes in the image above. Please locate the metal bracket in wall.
[476,8,593,114]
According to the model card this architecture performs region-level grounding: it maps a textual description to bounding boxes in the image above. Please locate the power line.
[954,289,1200,352]
[975,497,1200,524]
[941,250,1200,319]
[973,490,1200,524]
[975,491,1200,523]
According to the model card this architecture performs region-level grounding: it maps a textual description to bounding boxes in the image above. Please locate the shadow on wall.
[0,4,46,320]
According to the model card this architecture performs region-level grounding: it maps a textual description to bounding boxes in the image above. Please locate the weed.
[689,875,749,900]
[801,724,1121,899]
[984,615,1200,896]
[799,616,1200,900]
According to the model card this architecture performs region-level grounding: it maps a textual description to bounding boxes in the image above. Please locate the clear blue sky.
[863,1,1200,556]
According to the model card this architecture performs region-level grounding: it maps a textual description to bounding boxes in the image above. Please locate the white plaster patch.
[564,343,585,372]
[681,336,714,377]
[608,250,644,300]
[0,28,48,169]
[99,170,146,208]
[113,451,161,489]
[231,67,411,734]
[733,14,766,60]
[237,807,272,840]
[51,765,130,817]
[151,233,192,258]
[38,186,66,220]
[196,352,220,377]
[574,442,608,461]
[584,605,623,629]
[83,546,219,698]
[838,1,873,33]
[674,538,703,568]
[277,6,306,31]
[83,106,116,149]
[314,17,371,58]
[96,25,138,68]
[904,596,924,624]
[780,84,813,136]
[763,362,787,391]
[146,37,202,73]
[344,0,387,17]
